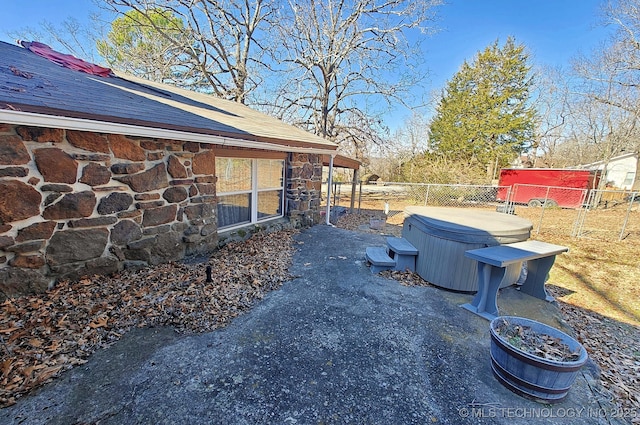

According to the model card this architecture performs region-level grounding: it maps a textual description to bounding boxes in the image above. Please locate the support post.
[358,180,363,213]
[325,155,334,225]
[350,169,359,213]
[461,262,507,321]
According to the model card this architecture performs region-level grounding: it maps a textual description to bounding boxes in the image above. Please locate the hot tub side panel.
[402,216,521,291]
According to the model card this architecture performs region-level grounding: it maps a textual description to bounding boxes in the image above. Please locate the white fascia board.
[0,110,337,155]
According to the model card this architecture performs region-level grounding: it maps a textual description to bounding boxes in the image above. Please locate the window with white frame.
[623,172,635,187]
[215,157,285,229]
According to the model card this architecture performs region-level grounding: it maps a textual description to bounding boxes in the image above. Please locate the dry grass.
[514,207,640,327]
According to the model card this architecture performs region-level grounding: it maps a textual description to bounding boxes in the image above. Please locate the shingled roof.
[0,41,337,155]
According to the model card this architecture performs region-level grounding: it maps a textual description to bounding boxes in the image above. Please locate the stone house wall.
[287,153,324,227]
[0,124,324,300]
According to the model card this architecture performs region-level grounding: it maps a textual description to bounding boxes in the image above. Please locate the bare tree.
[570,54,639,188]
[386,113,429,182]
[529,66,573,167]
[600,0,640,90]
[572,0,640,189]
[333,109,388,162]
[102,0,277,103]
[268,0,442,152]
[8,16,105,63]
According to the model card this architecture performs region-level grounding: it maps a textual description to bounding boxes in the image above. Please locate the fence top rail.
[329,181,509,189]
[590,189,639,195]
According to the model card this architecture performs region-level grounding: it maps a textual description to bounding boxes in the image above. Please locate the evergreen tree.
[96,9,191,85]
[429,37,535,181]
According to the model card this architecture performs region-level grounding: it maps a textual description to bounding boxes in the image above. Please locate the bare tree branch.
[268,0,442,152]
[102,0,277,103]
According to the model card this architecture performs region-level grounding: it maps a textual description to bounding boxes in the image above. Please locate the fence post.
[572,190,594,239]
[619,193,636,240]
[424,184,430,206]
[358,180,362,213]
[534,186,553,235]
[571,204,584,238]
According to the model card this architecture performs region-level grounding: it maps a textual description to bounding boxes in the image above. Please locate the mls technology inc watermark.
[457,404,638,420]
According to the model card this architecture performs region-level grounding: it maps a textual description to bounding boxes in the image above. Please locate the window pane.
[216,158,252,193]
[257,159,284,190]
[623,172,634,186]
[257,190,283,219]
[217,194,251,228]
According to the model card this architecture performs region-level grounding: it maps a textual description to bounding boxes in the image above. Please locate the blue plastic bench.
[461,240,568,320]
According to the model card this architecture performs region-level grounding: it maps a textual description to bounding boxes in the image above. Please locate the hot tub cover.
[404,206,533,244]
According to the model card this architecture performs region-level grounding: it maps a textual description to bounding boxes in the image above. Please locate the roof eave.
[323,154,360,170]
[0,109,338,155]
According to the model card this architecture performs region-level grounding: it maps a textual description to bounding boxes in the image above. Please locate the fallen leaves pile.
[334,210,402,235]
[548,288,640,419]
[0,229,298,408]
[380,269,432,287]
[493,317,582,362]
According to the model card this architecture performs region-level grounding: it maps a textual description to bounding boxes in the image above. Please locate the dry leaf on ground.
[0,229,298,407]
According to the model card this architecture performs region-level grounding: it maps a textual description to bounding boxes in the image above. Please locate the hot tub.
[402,206,533,291]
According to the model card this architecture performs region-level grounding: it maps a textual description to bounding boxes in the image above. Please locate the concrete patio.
[1,225,623,425]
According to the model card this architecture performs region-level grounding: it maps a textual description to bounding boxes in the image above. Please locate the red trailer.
[497,168,600,208]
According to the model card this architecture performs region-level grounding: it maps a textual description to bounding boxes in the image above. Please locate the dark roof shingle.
[0,41,336,153]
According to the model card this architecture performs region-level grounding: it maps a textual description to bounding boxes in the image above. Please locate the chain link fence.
[573,189,640,240]
[325,181,640,241]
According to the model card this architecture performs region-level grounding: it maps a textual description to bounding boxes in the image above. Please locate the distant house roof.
[579,152,638,169]
[0,41,337,155]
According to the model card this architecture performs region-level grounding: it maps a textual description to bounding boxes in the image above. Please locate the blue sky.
[0,0,613,123]
[426,0,611,89]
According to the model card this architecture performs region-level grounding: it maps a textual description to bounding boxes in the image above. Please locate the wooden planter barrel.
[489,316,588,403]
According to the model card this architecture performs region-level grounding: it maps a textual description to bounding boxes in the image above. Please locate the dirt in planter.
[494,318,582,362]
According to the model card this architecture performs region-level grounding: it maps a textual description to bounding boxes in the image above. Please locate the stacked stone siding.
[0,125,324,299]
[287,153,324,228]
